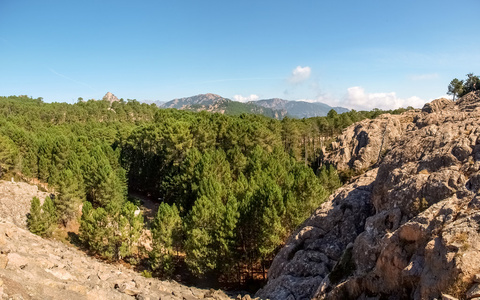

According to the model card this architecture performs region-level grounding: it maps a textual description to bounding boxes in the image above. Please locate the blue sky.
[1,0,480,110]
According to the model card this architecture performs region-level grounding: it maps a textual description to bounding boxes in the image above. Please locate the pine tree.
[80,200,143,261]
[0,134,19,177]
[118,201,144,260]
[55,169,85,225]
[150,203,182,276]
[27,197,45,236]
[42,196,58,236]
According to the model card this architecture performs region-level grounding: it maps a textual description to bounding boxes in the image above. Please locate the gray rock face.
[256,170,377,300]
[0,181,240,300]
[0,219,236,300]
[324,111,416,172]
[258,91,480,300]
[0,180,51,229]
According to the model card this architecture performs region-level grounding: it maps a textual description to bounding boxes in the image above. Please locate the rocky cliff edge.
[257,91,480,300]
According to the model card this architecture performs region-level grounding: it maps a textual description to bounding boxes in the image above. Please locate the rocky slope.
[0,180,242,300]
[0,180,51,230]
[257,91,480,300]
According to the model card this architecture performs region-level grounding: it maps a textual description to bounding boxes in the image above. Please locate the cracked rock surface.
[257,91,480,300]
[0,180,244,300]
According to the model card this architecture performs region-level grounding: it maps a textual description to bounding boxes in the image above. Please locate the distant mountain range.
[251,98,349,118]
[159,93,349,119]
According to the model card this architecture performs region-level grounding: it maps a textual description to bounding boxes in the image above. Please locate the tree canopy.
[448,73,480,100]
[0,94,409,285]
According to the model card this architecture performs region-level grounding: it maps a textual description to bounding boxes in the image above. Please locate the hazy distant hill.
[142,100,166,107]
[161,93,285,118]
[161,93,349,119]
[251,98,349,118]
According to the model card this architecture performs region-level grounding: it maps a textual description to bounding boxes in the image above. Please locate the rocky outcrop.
[256,170,377,300]
[0,219,238,300]
[0,182,242,300]
[324,111,417,172]
[103,92,120,104]
[258,91,480,300]
[0,180,51,229]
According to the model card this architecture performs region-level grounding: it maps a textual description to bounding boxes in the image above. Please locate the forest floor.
[128,191,160,227]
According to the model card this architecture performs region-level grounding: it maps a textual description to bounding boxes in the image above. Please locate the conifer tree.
[42,196,58,236]
[55,169,85,225]
[118,201,144,259]
[150,202,182,276]
[27,197,45,236]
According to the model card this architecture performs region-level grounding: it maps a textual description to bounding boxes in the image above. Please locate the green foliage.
[27,196,57,237]
[0,94,409,283]
[150,203,182,276]
[184,193,239,277]
[318,165,342,192]
[55,169,85,225]
[27,197,44,236]
[463,73,480,96]
[0,134,19,176]
[141,270,152,278]
[79,200,143,261]
[449,73,480,98]
[447,78,464,100]
[42,196,58,235]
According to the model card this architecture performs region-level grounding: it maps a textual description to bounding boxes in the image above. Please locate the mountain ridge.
[251,98,350,118]
[161,93,349,119]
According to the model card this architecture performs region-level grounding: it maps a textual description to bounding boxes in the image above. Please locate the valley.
[2,89,480,299]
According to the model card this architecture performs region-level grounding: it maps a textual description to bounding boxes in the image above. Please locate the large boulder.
[324,112,415,172]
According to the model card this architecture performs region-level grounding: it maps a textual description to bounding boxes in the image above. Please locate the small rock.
[117,281,140,296]
[6,253,28,270]
[97,271,111,281]
[467,283,480,299]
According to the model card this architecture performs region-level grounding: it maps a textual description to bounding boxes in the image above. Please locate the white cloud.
[289,66,311,83]
[232,94,259,102]
[296,98,318,103]
[409,73,439,81]
[343,86,427,110]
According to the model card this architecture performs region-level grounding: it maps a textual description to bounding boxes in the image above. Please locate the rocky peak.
[103,92,120,104]
[257,91,480,300]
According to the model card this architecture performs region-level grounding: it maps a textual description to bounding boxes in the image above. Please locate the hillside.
[251,98,349,118]
[161,94,349,119]
[161,93,284,118]
[0,94,414,298]
[257,91,480,300]
[0,179,242,300]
